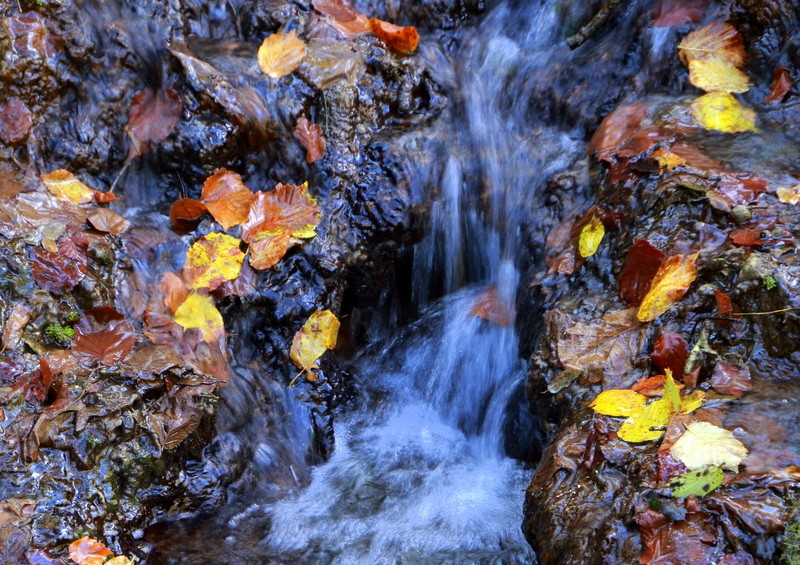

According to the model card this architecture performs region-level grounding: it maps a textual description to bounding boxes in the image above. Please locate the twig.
[566,0,624,50]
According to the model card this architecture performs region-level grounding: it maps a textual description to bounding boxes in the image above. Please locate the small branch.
[566,0,624,50]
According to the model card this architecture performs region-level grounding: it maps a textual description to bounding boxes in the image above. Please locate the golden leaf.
[690,92,757,133]
[173,293,224,342]
[637,253,699,322]
[589,389,647,417]
[669,421,748,471]
[41,170,94,204]
[678,22,746,69]
[184,232,245,291]
[578,216,605,258]
[258,31,306,79]
[290,310,340,380]
[652,148,687,171]
[106,558,135,565]
[617,396,675,442]
[687,58,750,93]
[776,185,800,205]
[680,390,706,414]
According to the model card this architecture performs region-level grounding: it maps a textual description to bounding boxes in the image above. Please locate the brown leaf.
[68,537,113,565]
[619,239,665,307]
[637,508,718,564]
[294,116,326,164]
[6,12,62,61]
[92,190,118,204]
[87,208,130,235]
[369,18,419,54]
[147,388,205,450]
[651,333,688,379]
[470,285,514,327]
[199,169,254,229]
[72,307,135,365]
[652,0,710,27]
[2,303,32,351]
[30,247,85,294]
[258,31,306,79]
[710,361,751,397]
[557,308,644,386]
[706,172,769,211]
[729,227,766,247]
[0,97,33,144]
[127,87,182,158]
[169,198,207,231]
[588,103,647,163]
[158,272,189,315]
[312,0,360,21]
[763,66,791,104]
[669,142,723,173]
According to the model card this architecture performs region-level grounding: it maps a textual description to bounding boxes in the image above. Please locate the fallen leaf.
[618,396,675,442]
[763,66,792,104]
[637,252,698,322]
[68,537,113,565]
[199,169,254,229]
[680,389,706,414]
[729,226,766,247]
[294,115,326,164]
[710,361,751,397]
[290,310,340,380]
[312,0,360,21]
[637,508,717,564]
[92,190,118,204]
[678,22,746,69]
[652,0,710,27]
[30,247,85,294]
[170,198,208,231]
[6,12,62,61]
[87,208,130,235]
[708,172,768,210]
[578,215,604,258]
[619,239,665,307]
[670,421,748,471]
[588,103,647,163]
[669,142,723,172]
[652,148,687,170]
[173,293,224,342]
[369,18,419,54]
[258,31,306,79]
[690,92,757,133]
[651,332,688,379]
[663,369,681,412]
[557,308,644,385]
[631,374,667,397]
[589,389,647,417]
[106,557,135,565]
[687,57,750,93]
[2,303,32,351]
[41,170,94,204]
[669,466,724,498]
[470,285,514,327]
[184,232,245,291]
[776,184,800,205]
[0,96,33,143]
[72,308,135,366]
[127,87,182,158]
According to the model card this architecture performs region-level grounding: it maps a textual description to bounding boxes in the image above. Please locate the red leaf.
[369,18,419,54]
[729,227,766,247]
[30,247,85,294]
[294,116,326,164]
[0,96,33,144]
[763,66,792,104]
[652,0,710,27]
[169,198,207,231]
[619,239,665,307]
[588,103,647,163]
[72,307,135,365]
[127,87,182,158]
[651,333,688,379]
[710,361,751,397]
[715,289,733,323]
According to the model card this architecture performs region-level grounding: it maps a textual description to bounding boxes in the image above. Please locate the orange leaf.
[247,232,294,270]
[369,18,419,54]
[72,307,135,366]
[200,169,254,229]
[68,537,113,565]
[159,272,190,314]
[588,103,647,163]
[631,374,667,397]
[470,286,514,327]
[93,189,118,203]
[294,116,326,164]
[258,31,306,79]
[637,253,699,322]
[41,169,94,204]
[88,208,130,235]
[170,198,207,231]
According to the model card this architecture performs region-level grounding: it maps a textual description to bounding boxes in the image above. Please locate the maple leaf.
[369,18,419,54]
[184,232,245,291]
[669,466,723,498]
[637,252,698,323]
[589,389,647,417]
[173,293,224,342]
[88,208,130,235]
[764,66,792,104]
[290,310,340,381]
[199,169,254,229]
[577,215,604,258]
[72,307,136,366]
[258,31,306,79]
[691,92,757,133]
[41,170,94,204]
[619,239,665,307]
[670,421,748,471]
[169,198,208,231]
[68,537,113,565]
[294,115,326,164]
[0,96,33,143]
[127,87,182,158]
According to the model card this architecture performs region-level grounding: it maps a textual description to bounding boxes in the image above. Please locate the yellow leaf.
[652,148,686,171]
[691,92,757,133]
[678,22,746,69]
[617,396,675,442]
[687,58,750,93]
[290,310,340,380]
[578,216,604,258]
[589,389,647,417]
[173,293,224,342]
[680,390,706,414]
[184,233,245,291]
[669,421,748,471]
[663,369,681,412]
[637,252,699,322]
[258,31,306,79]
[107,558,135,565]
[41,170,94,204]
[776,185,800,205]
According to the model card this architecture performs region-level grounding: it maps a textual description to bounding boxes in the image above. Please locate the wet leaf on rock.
[106,557,135,565]
[0,97,33,144]
[709,361,751,397]
[126,87,182,159]
[147,388,205,450]
[68,537,113,565]
[41,170,94,204]
[669,466,724,498]
[678,22,747,70]
[670,421,748,471]
[619,239,665,307]
[577,215,604,258]
[200,169,254,229]
[290,310,340,381]
[72,308,135,366]
[369,18,419,54]
[169,198,207,231]
[2,303,32,351]
[313,0,360,21]
[776,184,800,205]
[652,0,710,27]
[184,232,245,291]
[637,252,698,322]
[687,58,750,93]
[637,508,718,564]
[690,92,756,133]
[294,115,326,164]
[618,396,675,443]
[258,31,306,79]
[173,293,224,343]
[652,332,688,379]
[589,389,647,417]
[588,103,647,163]
[87,208,130,235]
[30,247,85,294]
[763,66,792,104]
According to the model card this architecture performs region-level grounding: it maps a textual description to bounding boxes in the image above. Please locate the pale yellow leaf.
[670,421,748,471]
[690,92,757,133]
[578,216,604,258]
[173,293,224,342]
[688,58,750,93]
[637,252,698,322]
[776,185,800,205]
[589,389,647,417]
[290,310,340,380]
[107,557,135,565]
[258,31,306,79]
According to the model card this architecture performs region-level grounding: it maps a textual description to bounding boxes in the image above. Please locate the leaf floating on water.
[578,216,604,258]
[258,31,306,79]
[169,198,207,231]
[127,87,182,158]
[637,252,698,323]
[670,421,748,471]
[41,169,94,204]
[200,169,254,230]
[589,389,647,417]
[68,537,113,565]
[764,66,792,104]
[87,208,130,235]
[470,285,514,327]
[294,115,326,164]
[687,58,750,93]
[173,293,225,343]
[184,232,245,291]
[369,18,419,54]
[290,310,340,381]
[669,466,724,498]
[690,92,756,133]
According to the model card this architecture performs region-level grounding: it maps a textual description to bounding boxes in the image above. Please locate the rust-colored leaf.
[470,285,514,327]
[763,66,792,104]
[2,303,32,351]
[631,374,667,397]
[127,87,182,158]
[706,172,769,211]
[588,103,647,163]
[30,247,85,294]
[199,169,254,230]
[637,253,699,322]
[715,289,733,321]
[92,189,118,204]
[72,307,136,366]
[159,272,189,314]
[637,509,718,564]
[169,198,207,231]
[68,537,113,565]
[0,96,33,144]
[729,227,766,247]
[652,0,710,27]
[294,115,326,164]
[710,361,751,397]
[88,208,130,235]
[369,18,419,54]
[669,142,722,173]
[258,31,306,79]
[6,12,62,61]
[312,0,360,21]
[651,332,688,379]
[619,239,665,307]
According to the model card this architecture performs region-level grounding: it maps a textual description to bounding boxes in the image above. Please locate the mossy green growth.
[44,323,74,345]
[783,520,800,565]
[762,274,778,291]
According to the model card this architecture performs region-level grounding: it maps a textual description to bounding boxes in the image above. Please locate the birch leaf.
[290,310,340,380]
[678,22,746,69]
[258,31,306,79]
[637,253,698,322]
[589,389,647,417]
[670,421,748,471]
[687,58,750,93]
[200,169,254,229]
